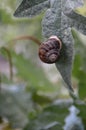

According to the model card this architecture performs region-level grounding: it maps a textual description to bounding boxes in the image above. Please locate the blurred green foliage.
[72,29,86,100]
[0,1,86,130]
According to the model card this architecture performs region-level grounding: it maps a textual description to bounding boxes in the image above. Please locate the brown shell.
[39,36,62,64]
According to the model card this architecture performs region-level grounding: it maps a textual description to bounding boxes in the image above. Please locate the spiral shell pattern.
[39,36,62,64]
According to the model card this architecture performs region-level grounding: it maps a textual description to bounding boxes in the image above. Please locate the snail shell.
[39,36,62,64]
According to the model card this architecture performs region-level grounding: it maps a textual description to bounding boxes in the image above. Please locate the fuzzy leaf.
[42,0,74,91]
[14,0,49,17]
[14,0,86,93]
[42,0,86,92]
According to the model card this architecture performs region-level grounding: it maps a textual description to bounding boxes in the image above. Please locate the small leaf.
[14,0,49,17]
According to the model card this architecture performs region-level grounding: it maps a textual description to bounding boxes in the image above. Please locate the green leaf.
[0,86,33,128]
[72,29,86,100]
[75,102,86,129]
[31,90,52,106]
[11,51,55,92]
[24,100,70,130]
[42,0,74,92]
[14,0,49,17]
[42,0,86,93]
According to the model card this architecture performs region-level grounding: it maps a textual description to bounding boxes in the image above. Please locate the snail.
[39,36,62,64]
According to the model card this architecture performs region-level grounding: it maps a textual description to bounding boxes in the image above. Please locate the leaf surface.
[42,0,75,91]
[14,0,49,17]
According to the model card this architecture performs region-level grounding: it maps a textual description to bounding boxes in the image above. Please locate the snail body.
[39,36,62,64]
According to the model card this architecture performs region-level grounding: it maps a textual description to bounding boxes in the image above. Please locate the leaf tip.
[13,2,25,17]
[13,11,18,17]
[13,8,22,17]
